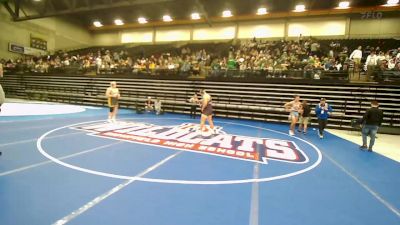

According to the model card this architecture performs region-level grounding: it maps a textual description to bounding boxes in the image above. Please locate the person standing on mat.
[298,100,311,134]
[199,89,215,134]
[360,100,383,152]
[189,93,199,119]
[315,98,333,139]
[284,95,302,136]
[106,81,120,123]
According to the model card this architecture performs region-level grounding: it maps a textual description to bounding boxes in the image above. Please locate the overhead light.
[93,21,103,27]
[383,0,399,6]
[33,0,42,2]
[163,15,173,22]
[138,17,148,24]
[222,10,232,17]
[257,7,268,15]
[293,4,306,12]
[191,12,201,20]
[337,1,350,9]
[114,19,124,25]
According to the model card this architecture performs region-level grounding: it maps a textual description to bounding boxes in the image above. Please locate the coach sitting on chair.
[145,97,154,112]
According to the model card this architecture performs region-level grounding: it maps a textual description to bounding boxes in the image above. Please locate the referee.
[360,100,383,152]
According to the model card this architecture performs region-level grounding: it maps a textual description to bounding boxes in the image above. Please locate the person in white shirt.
[396,48,400,64]
[154,98,162,115]
[376,51,386,66]
[365,51,377,82]
[350,46,363,73]
[388,57,396,70]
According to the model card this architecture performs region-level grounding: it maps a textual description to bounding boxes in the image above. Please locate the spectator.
[315,98,333,139]
[365,51,378,82]
[154,98,162,115]
[188,93,199,119]
[350,46,363,73]
[145,97,154,112]
[360,100,383,152]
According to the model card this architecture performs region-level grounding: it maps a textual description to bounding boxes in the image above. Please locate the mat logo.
[72,121,309,165]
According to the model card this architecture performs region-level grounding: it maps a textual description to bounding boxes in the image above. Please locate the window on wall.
[155,29,191,42]
[238,23,285,39]
[121,31,153,43]
[193,26,236,40]
[288,20,346,37]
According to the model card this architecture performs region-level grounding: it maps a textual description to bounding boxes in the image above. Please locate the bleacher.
[1,74,399,134]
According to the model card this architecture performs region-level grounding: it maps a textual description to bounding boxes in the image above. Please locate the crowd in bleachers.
[1,38,400,76]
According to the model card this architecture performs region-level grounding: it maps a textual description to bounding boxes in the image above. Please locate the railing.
[3,65,352,82]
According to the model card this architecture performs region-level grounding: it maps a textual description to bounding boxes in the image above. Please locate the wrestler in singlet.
[284,95,301,136]
[202,93,213,116]
[106,81,120,122]
[108,88,119,109]
[289,100,302,118]
[199,90,215,134]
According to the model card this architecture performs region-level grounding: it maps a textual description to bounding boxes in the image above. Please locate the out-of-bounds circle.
[37,118,322,185]
[0,103,86,116]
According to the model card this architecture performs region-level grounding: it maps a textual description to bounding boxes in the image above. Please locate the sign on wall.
[8,42,47,56]
[30,37,47,51]
[8,43,25,54]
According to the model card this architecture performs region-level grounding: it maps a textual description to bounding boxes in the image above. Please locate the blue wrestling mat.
[0,106,399,225]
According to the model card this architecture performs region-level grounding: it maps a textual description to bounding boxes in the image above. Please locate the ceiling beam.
[89,5,400,31]
[12,0,176,21]
[195,0,212,27]
[2,2,19,19]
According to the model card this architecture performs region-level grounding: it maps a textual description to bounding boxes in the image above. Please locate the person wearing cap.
[315,98,333,139]
[360,100,384,152]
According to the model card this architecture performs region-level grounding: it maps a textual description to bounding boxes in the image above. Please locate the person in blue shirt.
[315,98,333,139]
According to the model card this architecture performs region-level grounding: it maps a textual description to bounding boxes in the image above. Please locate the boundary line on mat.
[37,118,323,185]
[322,150,400,218]
[53,151,182,225]
[0,141,123,177]
[249,163,260,225]
[0,131,84,148]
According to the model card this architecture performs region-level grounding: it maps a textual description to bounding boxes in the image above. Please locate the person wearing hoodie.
[315,98,333,139]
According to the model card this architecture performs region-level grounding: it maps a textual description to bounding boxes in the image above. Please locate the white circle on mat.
[0,103,86,116]
[37,118,322,185]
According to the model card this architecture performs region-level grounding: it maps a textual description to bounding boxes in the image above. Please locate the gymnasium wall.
[0,7,92,59]
[93,16,400,46]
